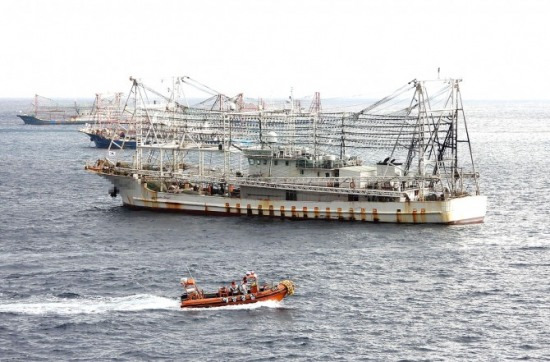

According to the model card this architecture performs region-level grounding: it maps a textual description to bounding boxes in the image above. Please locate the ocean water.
[0,99,549,360]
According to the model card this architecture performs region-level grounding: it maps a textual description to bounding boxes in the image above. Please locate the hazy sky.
[1,0,548,100]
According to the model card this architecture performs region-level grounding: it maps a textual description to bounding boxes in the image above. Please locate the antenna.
[186,266,194,280]
[290,87,294,113]
[309,92,321,114]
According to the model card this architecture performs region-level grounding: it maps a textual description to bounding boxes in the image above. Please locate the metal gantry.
[107,77,480,199]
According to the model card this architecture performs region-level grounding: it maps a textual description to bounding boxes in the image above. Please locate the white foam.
[183,300,284,311]
[0,294,178,315]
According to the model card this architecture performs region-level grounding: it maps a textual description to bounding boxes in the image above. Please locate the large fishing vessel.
[79,93,137,149]
[18,94,93,125]
[86,77,486,224]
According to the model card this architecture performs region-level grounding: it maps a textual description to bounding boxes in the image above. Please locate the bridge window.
[285,190,297,201]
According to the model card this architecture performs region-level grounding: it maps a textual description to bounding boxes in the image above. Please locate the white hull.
[104,174,487,224]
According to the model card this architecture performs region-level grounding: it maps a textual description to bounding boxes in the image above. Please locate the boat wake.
[0,294,178,315]
[183,300,284,311]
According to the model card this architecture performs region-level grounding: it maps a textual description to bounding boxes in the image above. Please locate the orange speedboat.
[180,274,295,309]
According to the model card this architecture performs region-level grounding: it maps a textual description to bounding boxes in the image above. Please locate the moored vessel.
[18,94,92,125]
[80,129,137,149]
[79,92,137,149]
[86,77,487,224]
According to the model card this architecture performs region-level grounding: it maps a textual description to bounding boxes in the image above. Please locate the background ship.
[18,94,93,125]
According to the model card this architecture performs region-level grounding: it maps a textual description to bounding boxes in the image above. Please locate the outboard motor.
[109,186,119,198]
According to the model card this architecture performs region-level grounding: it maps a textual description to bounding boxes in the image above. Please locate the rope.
[279,280,295,296]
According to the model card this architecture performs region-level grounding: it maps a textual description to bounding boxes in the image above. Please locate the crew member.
[229,280,239,295]
[248,271,258,293]
[180,278,188,301]
[239,276,248,295]
[181,277,200,299]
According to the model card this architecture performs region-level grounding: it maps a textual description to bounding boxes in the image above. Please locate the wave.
[0,294,178,315]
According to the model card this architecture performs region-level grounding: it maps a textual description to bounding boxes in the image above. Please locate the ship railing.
[236,179,415,198]
[223,175,439,197]
[234,176,437,197]
[111,166,442,187]
[238,175,442,185]
[107,166,449,198]
[437,171,479,179]
[108,166,229,181]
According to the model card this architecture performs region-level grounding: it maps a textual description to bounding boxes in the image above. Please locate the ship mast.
[415,81,428,200]
[399,79,480,198]
[456,81,480,195]
[309,92,321,159]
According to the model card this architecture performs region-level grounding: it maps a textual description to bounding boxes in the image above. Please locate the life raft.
[180,280,295,308]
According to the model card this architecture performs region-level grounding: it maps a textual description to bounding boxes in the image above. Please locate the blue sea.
[0,99,549,360]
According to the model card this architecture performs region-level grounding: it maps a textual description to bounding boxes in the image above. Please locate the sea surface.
[0,99,549,361]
